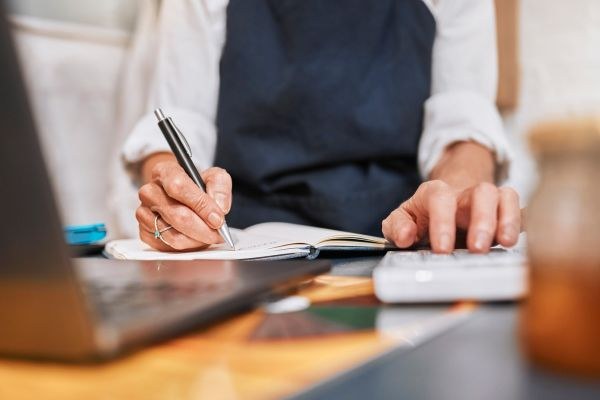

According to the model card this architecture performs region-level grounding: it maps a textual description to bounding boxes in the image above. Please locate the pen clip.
[170,119,192,158]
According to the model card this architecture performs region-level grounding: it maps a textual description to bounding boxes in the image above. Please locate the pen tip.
[219,224,236,251]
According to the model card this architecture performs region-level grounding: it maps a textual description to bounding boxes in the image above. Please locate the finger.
[137,207,199,250]
[139,183,222,244]
[153,163,225,230]
[139,228,208,252]
[466,183,499,253]
[426,184,457,254]
[496,187,521,247]
[140,228,173,252]
[201,167,233,213]
[156,226,211,251]
[138,210,210,251]
[160,204,224,245]
[382,206,419,248]
[135,206,159,233]
[139,182,165,207]
[136,203,221,247]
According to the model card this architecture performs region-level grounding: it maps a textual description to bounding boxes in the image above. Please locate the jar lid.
[528,117,600,155]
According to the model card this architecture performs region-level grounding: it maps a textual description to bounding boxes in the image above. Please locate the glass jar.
[521,118,600,377]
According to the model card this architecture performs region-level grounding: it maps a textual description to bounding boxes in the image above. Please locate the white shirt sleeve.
[419,0,512,182]
[121,0,228,173]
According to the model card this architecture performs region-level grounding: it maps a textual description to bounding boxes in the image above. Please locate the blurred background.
[5,0,600,238]
[8,0,137,29]
[7,0,144,237]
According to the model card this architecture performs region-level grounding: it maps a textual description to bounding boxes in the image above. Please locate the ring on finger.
[153,213,173,246]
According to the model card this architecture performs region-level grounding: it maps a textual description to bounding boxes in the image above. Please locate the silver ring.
[153,214,173,246]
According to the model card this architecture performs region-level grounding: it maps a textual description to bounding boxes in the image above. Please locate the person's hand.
[135,154,232,251]
[382,180,521,253]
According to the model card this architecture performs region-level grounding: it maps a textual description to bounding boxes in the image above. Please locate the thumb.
[382,206,420,248]
[202,167,233,213]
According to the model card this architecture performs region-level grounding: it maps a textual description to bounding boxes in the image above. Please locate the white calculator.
[373,248,527,303]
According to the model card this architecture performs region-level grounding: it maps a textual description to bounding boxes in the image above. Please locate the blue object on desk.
[64,223,107,245]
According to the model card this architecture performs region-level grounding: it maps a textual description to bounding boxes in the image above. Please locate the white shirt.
[123,0,511,181]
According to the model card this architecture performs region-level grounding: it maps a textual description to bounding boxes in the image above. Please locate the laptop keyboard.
[82,278,233,323]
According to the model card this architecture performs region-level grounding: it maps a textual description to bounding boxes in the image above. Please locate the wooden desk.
[0,275,471,400]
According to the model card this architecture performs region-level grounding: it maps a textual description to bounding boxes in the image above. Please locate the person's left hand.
[382,180,521,253]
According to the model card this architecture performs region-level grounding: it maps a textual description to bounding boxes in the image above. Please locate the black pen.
[154,108,235,249]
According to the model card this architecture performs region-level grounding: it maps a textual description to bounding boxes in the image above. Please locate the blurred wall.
[8,1,138,235]
[6,0,137,31]
[504,0,600,201]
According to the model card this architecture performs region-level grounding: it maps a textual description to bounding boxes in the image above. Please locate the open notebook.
[105,222,393,261]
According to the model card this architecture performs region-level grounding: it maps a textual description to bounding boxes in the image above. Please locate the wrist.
[429,141,495,191]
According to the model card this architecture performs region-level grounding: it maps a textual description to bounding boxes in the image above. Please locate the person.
[123,0,520,254]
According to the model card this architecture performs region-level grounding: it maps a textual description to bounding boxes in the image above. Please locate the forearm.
[429,141,495,191]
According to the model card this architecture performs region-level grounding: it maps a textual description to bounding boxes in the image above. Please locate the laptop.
[0,7,329,361]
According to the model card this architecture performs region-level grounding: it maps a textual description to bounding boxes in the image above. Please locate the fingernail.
[215,193,227,212]
[208,212,223,228]
[438,233,452,253]
[501,225,518,243]
[474,231,490,251]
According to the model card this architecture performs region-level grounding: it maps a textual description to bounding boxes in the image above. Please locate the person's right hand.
[135,154,233,251]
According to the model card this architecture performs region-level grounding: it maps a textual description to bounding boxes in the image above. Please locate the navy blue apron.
[215,0,436,236]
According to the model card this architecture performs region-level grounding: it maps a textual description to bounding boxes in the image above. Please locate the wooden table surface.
[0,275,472,400]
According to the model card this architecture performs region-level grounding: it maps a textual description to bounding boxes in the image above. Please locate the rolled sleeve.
[419,90,511,182]
[419,0,513,183]
[120,0,227,182]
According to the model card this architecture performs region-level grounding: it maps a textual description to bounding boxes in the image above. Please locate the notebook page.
[105,228,311,261]
[245,222,388,247]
